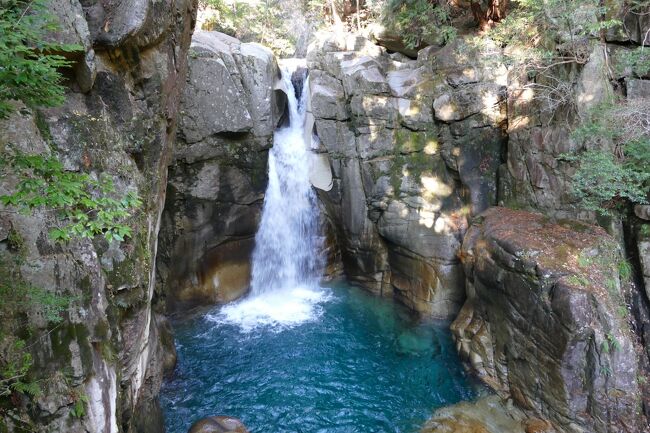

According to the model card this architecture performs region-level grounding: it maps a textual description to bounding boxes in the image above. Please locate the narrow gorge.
[0,1,649,433]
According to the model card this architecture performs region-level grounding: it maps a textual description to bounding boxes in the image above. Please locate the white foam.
[210,285,332,332]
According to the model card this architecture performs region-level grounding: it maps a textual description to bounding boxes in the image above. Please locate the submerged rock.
[453,207,643,433]
[188,416,249,433]
[421,395,528,433]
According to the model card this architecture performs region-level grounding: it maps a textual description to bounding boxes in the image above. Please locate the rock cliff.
[453,208,643,433]
[306,33,508,318]
[0,0,197,431]
[156,31,285,312]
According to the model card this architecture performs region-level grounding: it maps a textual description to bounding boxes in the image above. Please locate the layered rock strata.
[452,207,643,433]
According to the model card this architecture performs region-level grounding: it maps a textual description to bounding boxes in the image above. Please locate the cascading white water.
[249,64,322,295]
[214,61,330,331]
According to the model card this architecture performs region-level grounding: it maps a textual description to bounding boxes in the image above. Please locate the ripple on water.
[161,283,482,433]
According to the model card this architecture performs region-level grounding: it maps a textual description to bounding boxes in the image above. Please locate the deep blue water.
[160,283,481,433]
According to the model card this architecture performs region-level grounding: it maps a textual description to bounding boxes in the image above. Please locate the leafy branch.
[0,153,142,243]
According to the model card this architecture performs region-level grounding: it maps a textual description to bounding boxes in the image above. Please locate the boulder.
[368,24,420,59]
[340,56,390,95]
[453,208,642,433]
[350,95,399,126]
[188,416,249,433]
[309,70,348,121]
[179,32,282,143]
[160,31,283,312]
[627,79,650,100]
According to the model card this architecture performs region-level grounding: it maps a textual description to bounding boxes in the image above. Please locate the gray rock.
[386,66,432,98]
[433,82,506,123]
[397,98,433,130]
[180,48,252,142]
[310,71,348,121]
[314,119,356,157]
[575,45,613,117]
[0,1,197,432]
[350,95,399,126]
[340,56,390,95]
[627,79,650,100]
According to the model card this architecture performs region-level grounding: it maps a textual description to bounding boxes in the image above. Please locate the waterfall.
[249,63,322,295]
[215,61,330,331]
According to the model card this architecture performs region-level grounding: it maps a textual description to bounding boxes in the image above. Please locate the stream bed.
[161,283,482,433]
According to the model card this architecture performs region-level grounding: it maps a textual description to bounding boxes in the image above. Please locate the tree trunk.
[356,0,361,31]
[470,0,509,29]
[330,0,343,27]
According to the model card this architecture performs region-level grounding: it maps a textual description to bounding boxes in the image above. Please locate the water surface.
[161,283,481,433]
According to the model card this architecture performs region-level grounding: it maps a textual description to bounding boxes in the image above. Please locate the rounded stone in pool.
[161,283,481,433]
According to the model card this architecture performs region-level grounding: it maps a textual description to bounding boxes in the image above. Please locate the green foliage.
[601,333,620,354]
[0,152,142,243]
[69,391,88,418]
[618,259,633,281]
[617,47,650,77]
[0,337,41,399]
[566,274,590,287]
[0,0,81,118]
[560,101,650,215]
[560,149,649,214]
[201,0,300,57]
[383,0,456,50]
[490,0,623,67]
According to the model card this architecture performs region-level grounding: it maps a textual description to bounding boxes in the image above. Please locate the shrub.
[560,100,650,215]
[0,0,81,118]
[0,152,142,243]
[382,0,456,49]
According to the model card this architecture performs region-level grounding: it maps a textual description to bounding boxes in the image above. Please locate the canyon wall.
[0,0,196,431]
[156,31,285,312]
[453,208,641,433]
[1,2,646,431]
[306,33,508,318]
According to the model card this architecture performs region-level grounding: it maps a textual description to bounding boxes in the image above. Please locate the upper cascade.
[249,61,322,295]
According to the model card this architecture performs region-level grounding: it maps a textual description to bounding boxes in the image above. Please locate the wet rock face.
[157,31,285,311]
[452,207,643,433]
[307,33,508,318]
[0,0,197,431]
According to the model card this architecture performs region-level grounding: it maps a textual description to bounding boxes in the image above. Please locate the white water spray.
[214,61,329,331]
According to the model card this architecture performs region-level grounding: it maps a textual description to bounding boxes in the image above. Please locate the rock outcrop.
[307,33,508,318]
[0,0,197,431]
[452,207,643,433]
[156,31,285,311]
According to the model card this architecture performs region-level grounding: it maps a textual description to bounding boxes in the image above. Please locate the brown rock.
[188,416,249,433]
[421,395,527,433]
[452,207,643,433]
[524,418,555,433]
